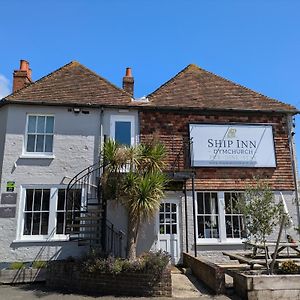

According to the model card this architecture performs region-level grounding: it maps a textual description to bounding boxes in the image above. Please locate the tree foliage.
[237,179,284,274]
[101,139,168,260]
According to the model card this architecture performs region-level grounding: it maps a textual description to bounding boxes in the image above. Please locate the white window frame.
[110,115,136,146]
[15,185,84,242]
[22,114,55,159]
[195,191,245,245]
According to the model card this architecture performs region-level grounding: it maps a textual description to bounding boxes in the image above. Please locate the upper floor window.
[26,115,54,153]
[110,115,135,146]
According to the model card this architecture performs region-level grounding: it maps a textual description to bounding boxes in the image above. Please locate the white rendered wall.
[0,104,101,262]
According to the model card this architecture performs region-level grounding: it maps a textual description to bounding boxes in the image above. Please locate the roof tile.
[145,64,297,112]
[3,61,132,106]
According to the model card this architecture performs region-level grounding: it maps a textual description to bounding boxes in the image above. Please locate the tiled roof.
[145,64,297,113]
[3,61,132,106]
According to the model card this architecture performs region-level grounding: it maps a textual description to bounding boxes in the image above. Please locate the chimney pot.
[125,67,132,77]
[20,60,29,71]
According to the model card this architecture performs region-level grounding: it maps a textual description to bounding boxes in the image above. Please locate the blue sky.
[1,0,300,154]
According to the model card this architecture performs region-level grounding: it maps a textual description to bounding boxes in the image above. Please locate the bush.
[80,250,170,275]
[9,262,25,270]
[32,260,47,269]
[280,260,299,274]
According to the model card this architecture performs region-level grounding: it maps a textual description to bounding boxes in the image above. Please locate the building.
[0,60,298,264]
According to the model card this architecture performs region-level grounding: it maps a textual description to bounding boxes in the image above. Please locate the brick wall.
[140,110,294,190]
[47,261,172,297]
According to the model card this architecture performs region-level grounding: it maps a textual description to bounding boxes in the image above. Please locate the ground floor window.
[196,191,245,243]
[18,186,82,241]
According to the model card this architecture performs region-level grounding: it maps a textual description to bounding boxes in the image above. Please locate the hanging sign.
[189,124,276,167]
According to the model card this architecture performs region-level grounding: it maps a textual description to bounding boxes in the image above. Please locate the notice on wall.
[6,181,16,192]
[1,193,17,205]
[0,207,16,218]
[189,124,276,167]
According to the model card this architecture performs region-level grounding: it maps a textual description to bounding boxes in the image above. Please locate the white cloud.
[0,74,11,99]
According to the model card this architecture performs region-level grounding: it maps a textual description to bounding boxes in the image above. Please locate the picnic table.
[243,240,300,259]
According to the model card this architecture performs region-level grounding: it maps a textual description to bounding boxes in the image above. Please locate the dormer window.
[26,115,54,153]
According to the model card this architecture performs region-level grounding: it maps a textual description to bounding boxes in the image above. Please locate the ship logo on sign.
[227,128,237,139]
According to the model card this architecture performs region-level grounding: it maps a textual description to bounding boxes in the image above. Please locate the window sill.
[196,239,245,246]
[13,237,70,243]
[19,153,55,159]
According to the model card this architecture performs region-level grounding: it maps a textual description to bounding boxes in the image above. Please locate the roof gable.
[3,61,132,106]
[146,64,297,113]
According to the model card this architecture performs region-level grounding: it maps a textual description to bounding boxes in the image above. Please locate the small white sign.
[189,124,276,167]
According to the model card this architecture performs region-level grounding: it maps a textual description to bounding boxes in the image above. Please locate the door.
[157,199,180,264]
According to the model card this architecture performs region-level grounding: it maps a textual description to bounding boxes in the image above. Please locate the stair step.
[67,223,102,228]
[75,216,102,221]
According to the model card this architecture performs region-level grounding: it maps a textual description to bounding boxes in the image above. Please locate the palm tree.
[102,139,168,260]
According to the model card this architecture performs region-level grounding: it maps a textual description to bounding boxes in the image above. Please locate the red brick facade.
[139,110,295,191]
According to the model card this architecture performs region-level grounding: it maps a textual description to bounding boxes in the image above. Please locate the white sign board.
[189,124,276,167]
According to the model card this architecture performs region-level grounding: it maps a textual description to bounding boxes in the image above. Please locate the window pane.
[72,189,82,209]
[23,213,32,235]
[165,203,170,212]
[159,225,164,234]
[225,193,231,214]
[42,189,50,210]
[115,121,131,145]
[211,193,218,213]
[41,212,49,235]
[197,216,204,238]
[56,212,65,234]
[37,116,46,133]
[166,225,170,234]
[36,135,45,152]
[34,189,42,211]
[197,193,204,214]
[25,189,34,211]
[32,213,41,235]
[46,116,54,133]
[27,116,36,133]
[204,193,210,214]
[172,225,177,234]
[27,135,36,152]
[45,136,53,152]
[57,190,66,210]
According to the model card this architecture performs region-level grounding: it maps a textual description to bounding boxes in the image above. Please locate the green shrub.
[280,260,299,274]
[80,250,170,275]
[9,262,25,270]
[32,260,47,269]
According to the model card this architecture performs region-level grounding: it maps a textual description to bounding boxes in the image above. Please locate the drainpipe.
[287,115,300,235]
[184,181,189,253]
[192,175,197,257]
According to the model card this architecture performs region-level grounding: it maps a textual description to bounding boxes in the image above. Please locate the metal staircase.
[65,161,125,257]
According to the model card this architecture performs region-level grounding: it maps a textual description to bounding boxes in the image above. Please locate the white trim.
[156,197,181,264]
[110,114,136,145]
[15,185,83,242]
[23,114,55,156]
[195,190,245,245]
[19,154,55,159]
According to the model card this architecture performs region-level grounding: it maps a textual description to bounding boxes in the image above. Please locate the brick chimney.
[122,67,134,97]
[13,60,32,93]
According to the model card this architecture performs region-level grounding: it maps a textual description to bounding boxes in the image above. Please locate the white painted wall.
[0,104,138,262]
[0,106,8,188]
